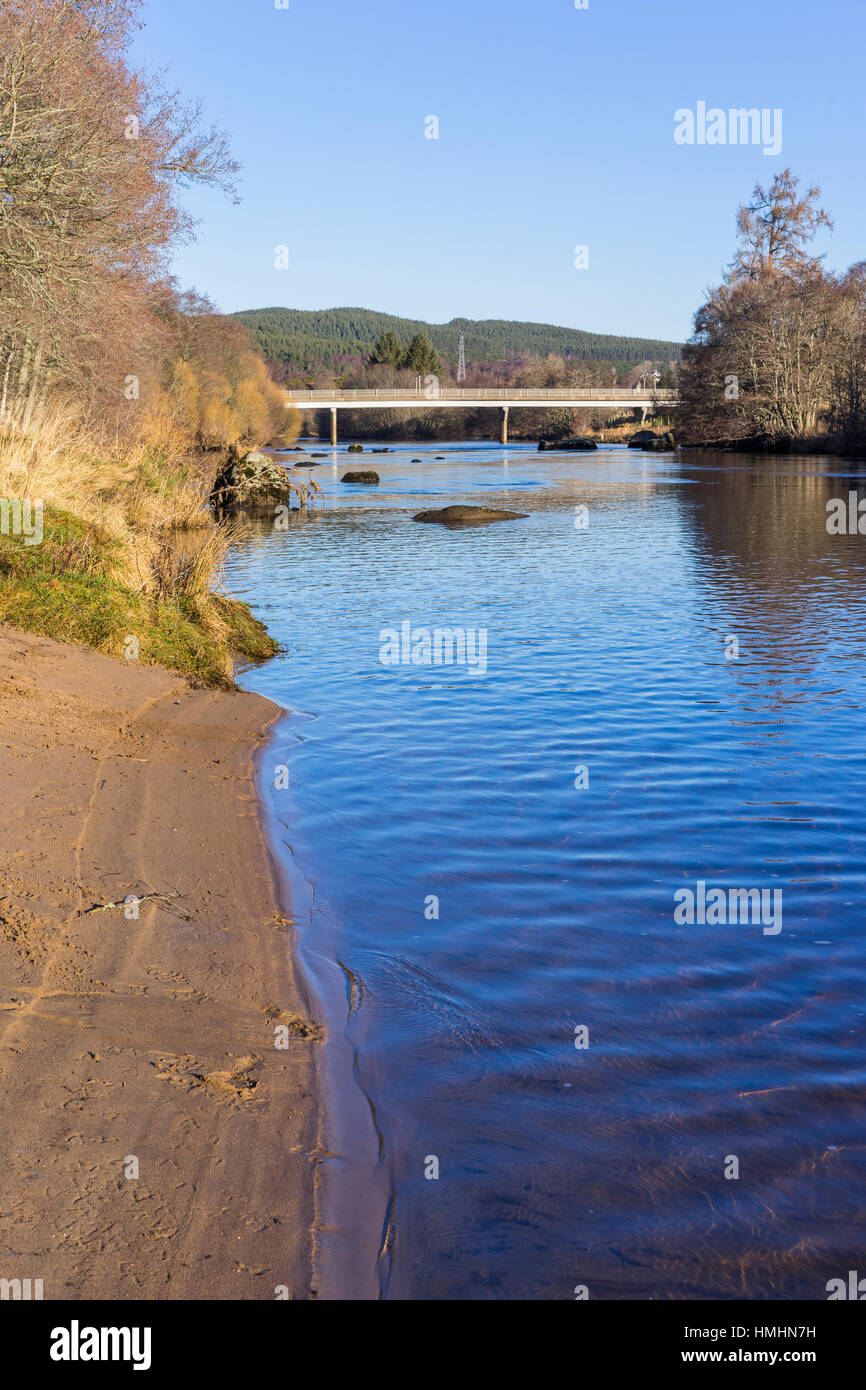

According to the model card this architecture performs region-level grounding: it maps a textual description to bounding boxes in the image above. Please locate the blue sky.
[134,0,866,343]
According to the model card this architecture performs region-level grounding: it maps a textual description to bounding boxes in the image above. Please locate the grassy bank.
[0,410,277,688]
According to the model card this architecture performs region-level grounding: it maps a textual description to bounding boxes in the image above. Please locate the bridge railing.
[286,387,677,403]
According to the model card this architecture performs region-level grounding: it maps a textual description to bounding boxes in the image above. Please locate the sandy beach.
[0,626,320,1300]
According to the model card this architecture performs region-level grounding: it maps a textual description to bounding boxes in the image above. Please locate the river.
[227,441,866,1300]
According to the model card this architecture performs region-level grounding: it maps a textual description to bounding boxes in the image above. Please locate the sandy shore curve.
[0,626,320,1300]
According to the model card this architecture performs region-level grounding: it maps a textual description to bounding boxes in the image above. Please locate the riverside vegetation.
[0,0,306,688]
[679,169,866,452]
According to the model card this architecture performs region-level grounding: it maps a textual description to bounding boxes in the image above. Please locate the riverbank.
[0,625,321,1300]
[681,433,866,456]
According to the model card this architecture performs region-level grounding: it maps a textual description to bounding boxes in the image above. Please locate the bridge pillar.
[330,408,338,446]
[500,405,509,445]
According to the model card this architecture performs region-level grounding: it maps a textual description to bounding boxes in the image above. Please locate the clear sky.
[134,0,866,343]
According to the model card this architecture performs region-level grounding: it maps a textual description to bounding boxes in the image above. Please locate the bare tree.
[827,263,866,442]
[677,169,857,446]
[730,168,833,280]
[0,0,239,417]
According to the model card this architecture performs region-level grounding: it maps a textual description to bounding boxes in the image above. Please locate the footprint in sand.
[262,1005,324,1042]
[151,1052,262,1100]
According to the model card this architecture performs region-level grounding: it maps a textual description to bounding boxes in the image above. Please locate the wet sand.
[0,626,321,1300]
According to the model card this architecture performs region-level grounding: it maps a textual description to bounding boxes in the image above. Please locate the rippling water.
[227,442,866,1300]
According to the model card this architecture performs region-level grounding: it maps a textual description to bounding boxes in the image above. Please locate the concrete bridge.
[287,386,678,444]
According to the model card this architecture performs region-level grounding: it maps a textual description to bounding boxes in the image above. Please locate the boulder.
[538,436,598,451]
[413,505,527,528]
[372,447,389,453]
[347,443,364,453]
[211,450,296,513]
[342,470,380,484]
[628,430,676,451]
[652,431,676,451]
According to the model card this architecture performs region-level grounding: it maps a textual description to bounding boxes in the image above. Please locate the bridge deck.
[288,387,676,409]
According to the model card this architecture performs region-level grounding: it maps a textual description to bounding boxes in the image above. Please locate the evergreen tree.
[369,330,404,366]
[402,331,440,375]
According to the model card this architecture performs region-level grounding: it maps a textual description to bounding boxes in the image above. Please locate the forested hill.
[233,307,682,371]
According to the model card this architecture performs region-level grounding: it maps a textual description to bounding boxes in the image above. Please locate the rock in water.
[413,505,528,527]
[212,450,297,513]
[650,431,677,451]
[342,470,380,484]
[347,443,364,453]
[538,436,598,451]
[628,430,676,451]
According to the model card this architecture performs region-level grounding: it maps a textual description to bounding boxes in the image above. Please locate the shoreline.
[249,703,388,1301]
[0,626,320,1300]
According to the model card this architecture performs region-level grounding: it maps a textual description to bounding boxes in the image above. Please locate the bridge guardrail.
[286,387,677,403]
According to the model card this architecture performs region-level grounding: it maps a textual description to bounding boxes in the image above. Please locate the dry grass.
[0,400,80,500]
[592,415,677,442]
[0,403,280,686]
[151,521,238,604]
[0,403,238,593]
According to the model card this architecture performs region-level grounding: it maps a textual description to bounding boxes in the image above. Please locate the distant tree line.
[233,306,683,382]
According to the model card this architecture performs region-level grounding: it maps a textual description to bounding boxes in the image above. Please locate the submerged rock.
[538,436,598,451]
[413,504,527,527]
[342,470,380,484]
[347,443,364,453]
[212,449,296,513]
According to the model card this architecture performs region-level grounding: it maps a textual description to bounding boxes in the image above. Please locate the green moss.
[214,594,281,661]
[0,507,277,689]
